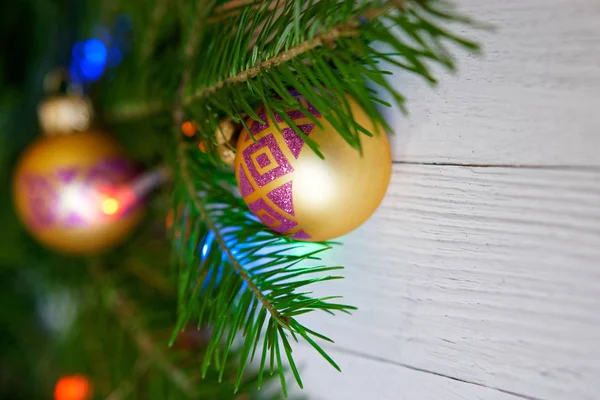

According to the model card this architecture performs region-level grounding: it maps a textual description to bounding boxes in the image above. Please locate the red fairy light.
[54,375,92,400]
[97,184,137,217]
[99,167,171,217]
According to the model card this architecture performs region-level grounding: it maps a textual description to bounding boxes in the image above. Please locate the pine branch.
[105,357,151,400]
[140,0,171,61]
[183,0,403,105]
[169,142,355,394]
[105,0,479,146]
[177,141,286,326]
[107,0,478,126]
[88,261,196,397]
[169,3,345,385]
[86,258,285,398]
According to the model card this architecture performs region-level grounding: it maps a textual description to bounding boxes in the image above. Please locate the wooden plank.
[378,0,600,166]
[297,164,600,400]
[291,346,521,400]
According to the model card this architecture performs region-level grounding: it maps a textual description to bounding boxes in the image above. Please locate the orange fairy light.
[165,209,174,231]
[54,375,92,400]
[181,121,197,137]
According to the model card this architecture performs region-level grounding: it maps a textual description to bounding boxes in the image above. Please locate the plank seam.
[392,161,600,172]
[321,344,544,400]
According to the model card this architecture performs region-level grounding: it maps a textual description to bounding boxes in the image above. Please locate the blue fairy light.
[107,47,123,68]
[68,14,133,84]
[200,231,240,260]
[83,39,107,64]
[199,230,248,293]
[201,232,215,260]
[70,39,107,82]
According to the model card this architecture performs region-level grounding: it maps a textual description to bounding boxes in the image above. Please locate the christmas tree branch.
[176,141,285,325]
[170,139,355,394]
[140,0,170,61]
[172,0,289,353]
[183,0,403,106]
[105,0,404,124]
[105,0,478,130]
[88,261,196,397]
[105,357,151,400]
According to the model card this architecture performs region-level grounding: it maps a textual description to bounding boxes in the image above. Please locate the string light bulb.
[99,167,171,217]
[181,121,197,137]
[101,197,120,216]
[54,375,92,400]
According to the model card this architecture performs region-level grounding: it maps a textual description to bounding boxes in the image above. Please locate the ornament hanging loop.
[43,67,85,96]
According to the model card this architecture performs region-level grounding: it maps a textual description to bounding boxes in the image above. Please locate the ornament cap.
[38,95,94,136]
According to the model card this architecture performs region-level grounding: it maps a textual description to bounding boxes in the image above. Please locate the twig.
[141,0,170,61]
[105,357,151,400]
[88,262,195,397]
[211,0,283,22]
[125,259,175,295]
[104,102,168,123]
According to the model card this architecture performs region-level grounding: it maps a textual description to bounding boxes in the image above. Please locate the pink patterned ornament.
[13,130,144,254]
[234,93,392,242]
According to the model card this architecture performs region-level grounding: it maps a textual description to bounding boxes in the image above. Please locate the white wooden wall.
[292,1,600,399]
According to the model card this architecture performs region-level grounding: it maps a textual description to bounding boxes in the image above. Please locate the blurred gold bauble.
[13,131,144,254]
[234,93,392,241]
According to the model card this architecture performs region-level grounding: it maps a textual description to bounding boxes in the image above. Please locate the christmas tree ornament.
[12,93,145,254]
[215,117,241,166]
[234,93,392,242]
[54,375,92,400]
[196,116,242,166]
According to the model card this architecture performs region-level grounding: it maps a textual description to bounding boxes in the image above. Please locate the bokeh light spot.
[54,375,91,400]
[101,198,120,215]
[181,121,197,137]
[83,39,107,63]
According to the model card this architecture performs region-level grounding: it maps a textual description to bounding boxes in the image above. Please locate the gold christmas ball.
[234,93,392,241]
[13,131,144,254]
